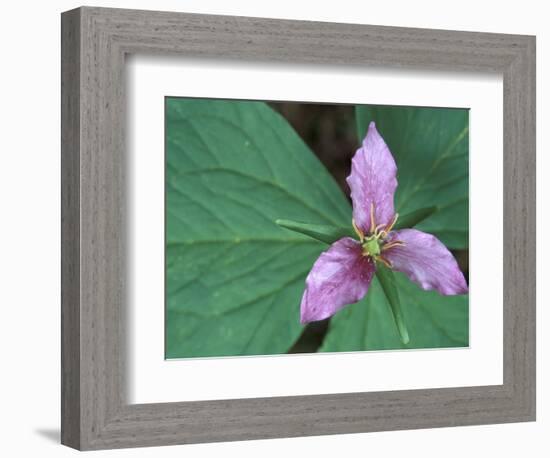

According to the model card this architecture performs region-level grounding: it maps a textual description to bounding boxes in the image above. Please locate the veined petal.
[384,229,468,295]
[346,122,398,233]
[300,237,375,323]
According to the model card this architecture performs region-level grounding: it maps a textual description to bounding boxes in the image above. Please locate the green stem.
[376,265,410,345]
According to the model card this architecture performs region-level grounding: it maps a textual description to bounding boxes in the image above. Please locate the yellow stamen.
[375,254,393,268]
[382,240,406,251]
[369,203,376,234]
[374,223,386,236]
[385,213,399,233]
[352,219,364,242]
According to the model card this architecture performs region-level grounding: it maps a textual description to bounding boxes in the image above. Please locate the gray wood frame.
[61,6,536,451]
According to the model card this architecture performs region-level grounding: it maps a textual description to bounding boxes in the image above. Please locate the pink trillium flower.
[300,122,469,324]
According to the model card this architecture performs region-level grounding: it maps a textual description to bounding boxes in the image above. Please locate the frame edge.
[61,6,537,450]
[61,7,82,450]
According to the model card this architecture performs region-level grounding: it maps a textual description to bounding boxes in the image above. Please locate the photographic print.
[165,98,469,359]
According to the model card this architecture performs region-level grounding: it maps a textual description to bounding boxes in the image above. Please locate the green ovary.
[362,238,381,257]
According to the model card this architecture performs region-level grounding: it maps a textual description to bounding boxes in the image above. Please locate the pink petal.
[384,229,468,295]
[300,238,375,323]
[346,122,398,234]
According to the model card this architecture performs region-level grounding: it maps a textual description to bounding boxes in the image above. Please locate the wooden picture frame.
[61,6,536,450]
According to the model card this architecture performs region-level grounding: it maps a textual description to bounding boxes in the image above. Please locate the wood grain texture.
[60,8,81,449]
[60,6,536,450]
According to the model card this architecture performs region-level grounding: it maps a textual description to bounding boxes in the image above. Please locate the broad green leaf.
[165,98,351,358]
[320,272,469,352]
[394,206,438,230]
[355,105,469,249]
[276,219,353,245]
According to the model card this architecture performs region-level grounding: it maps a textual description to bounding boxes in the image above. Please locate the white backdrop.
[0,0,546,457]
[129,58,503,403]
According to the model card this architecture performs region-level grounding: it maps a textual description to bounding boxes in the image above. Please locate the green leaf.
[276,219,353,245]
[165,98,352,358]
[395,206,438,230]
[320,272,468,352]
[376,265,409,344]
[355,105,469,249]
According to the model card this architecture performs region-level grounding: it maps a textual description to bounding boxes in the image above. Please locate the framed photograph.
[61,6,536,450]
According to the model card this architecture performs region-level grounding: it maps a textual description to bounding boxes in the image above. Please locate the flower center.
[362,237,381,257]
[352,204,405,268]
